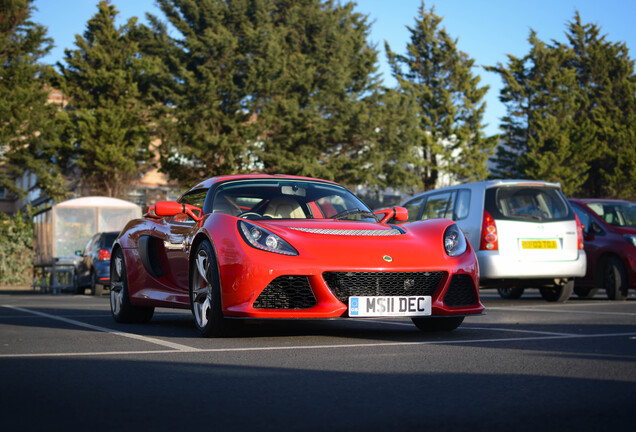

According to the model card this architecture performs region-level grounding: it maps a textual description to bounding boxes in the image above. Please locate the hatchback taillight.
[98,249,111,261]
[575,214,584,250]
[480,210,498,251]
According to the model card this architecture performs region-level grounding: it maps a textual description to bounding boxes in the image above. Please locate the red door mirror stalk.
[373,207,409,224]
[155,201,203,222]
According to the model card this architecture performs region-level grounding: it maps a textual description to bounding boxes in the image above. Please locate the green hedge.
[0,210,34,286]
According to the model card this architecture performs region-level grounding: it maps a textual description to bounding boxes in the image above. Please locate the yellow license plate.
[522,240,558,249]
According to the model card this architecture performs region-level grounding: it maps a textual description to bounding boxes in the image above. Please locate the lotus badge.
[383,255,393,262]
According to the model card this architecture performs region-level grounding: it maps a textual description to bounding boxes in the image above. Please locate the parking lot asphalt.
[1,288,635,432]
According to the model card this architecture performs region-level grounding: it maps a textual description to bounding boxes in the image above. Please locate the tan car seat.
[263,197,305,219]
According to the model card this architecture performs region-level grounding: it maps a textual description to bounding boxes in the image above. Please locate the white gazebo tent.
[33,196,141,292]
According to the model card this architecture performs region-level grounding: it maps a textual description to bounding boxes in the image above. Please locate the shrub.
[0,210,34,286]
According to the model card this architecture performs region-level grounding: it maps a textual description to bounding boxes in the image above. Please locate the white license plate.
[348,296,432,317]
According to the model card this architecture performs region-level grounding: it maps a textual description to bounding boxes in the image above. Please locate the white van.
[400,180,586,302]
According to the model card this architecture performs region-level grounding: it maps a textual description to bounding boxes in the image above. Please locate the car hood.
[260,219,405,236]
[245,218,463,270]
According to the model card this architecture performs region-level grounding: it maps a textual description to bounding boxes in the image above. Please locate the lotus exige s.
[110,175,484,337]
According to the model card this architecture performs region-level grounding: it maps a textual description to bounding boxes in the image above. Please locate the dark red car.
[569,199,636,300]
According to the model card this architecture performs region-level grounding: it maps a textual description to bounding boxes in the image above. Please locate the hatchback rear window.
[485,186,572,222]
[103,233,118,248]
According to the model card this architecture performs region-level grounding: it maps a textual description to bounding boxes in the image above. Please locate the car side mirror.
[393,207,408,221]
[374,207,409,224]
[591,221,603,234]
[75,250,82,257]
[154,201,203,222]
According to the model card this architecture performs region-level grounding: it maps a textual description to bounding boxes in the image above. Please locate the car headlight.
[238,220,298,256]
[444,224,467,257]
[625,235,636,247]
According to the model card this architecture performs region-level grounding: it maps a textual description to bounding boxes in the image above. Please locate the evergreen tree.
[486,32,594,195]
[363,88,425,193]
[248,0,383,187]
[385,1,495,191]
[0,0,67,202]
[145,0,389,188]
[142,0,264,186]
[488,12,635,199]
[57,1,155,198]
[563,13,636,199]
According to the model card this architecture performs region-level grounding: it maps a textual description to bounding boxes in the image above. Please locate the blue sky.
[32,0,636,137]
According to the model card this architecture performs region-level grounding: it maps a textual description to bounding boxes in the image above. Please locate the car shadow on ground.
[1,355,635,432]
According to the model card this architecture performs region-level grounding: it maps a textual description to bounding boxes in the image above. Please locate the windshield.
[211,179,377,222]
[586,201,636,227]
[485,186,572,222]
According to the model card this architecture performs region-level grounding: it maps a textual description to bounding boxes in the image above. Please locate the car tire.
[497,286,525,299]
[604,257,628,300]
[110,248,154,323]
[574,286,599,299]
[74,272,84,295]
[411,316,464,332]
[89,271,97,295]
[190,240,238,337]
[539,279,574,302]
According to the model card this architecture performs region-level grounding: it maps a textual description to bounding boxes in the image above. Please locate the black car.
[75,231,119,295]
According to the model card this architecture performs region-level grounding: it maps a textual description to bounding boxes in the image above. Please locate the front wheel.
[604,257,628,300]
[110,248,154,323]
[190,240,238,337]
[539,279,574,302]
[497,286,525,299]
[411,316,464,332]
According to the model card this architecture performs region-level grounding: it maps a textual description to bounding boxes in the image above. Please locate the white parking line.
[2,305,635,360]
[1,331,635,359]
[359,319,601,336]
[2,305,197,352]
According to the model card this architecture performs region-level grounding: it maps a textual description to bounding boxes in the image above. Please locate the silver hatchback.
[400,180,586,302]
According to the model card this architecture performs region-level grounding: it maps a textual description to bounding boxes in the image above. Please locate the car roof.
[405,179,562,200]
[189,174,339,191]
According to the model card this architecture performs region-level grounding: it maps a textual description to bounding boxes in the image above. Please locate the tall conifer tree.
[488,12,635,198]
[563,13,636,198]
[57,1,154,198]
[486,32,594,195]
[0,0,67,201]
[145,0,387,188]
[385,1,495,191]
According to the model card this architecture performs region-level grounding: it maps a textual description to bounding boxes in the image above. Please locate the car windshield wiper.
[332,208,376,220]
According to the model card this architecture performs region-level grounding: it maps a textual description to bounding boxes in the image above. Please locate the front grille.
[443,274,478,306]
[253,276,317,309]
[323,271,446,303]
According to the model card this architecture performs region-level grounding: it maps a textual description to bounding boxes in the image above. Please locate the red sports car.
[110,175,484,337]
